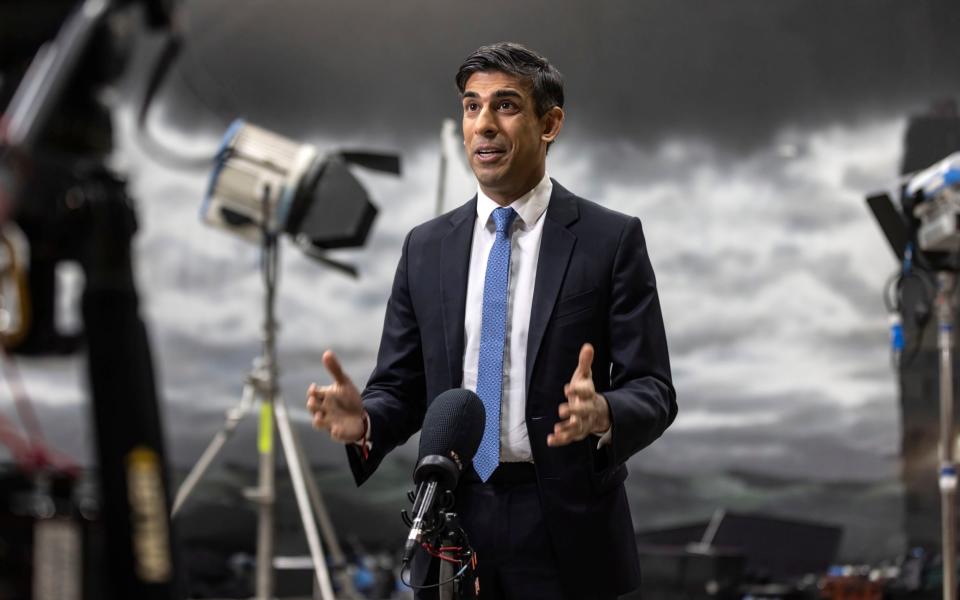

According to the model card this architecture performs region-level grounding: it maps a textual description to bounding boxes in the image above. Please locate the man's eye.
[465,102,479,111]
[498,101,514,110]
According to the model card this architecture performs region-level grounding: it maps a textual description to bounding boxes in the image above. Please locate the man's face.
[461,71,563,205]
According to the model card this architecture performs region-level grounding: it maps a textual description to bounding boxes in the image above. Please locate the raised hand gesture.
[306,350,365,443]
[547,343,611,447]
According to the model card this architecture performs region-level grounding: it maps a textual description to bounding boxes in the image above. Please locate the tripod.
[170,193,359,600]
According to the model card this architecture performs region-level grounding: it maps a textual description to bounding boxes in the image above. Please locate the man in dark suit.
[307,42,676,599]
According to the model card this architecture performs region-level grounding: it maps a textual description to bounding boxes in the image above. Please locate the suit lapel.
[440,198,477,388]
[526,182,579,390]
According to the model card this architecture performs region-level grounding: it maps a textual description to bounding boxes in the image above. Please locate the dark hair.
[455,42,564,117]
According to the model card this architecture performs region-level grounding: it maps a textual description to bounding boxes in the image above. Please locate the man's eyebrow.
[461,89,524,100]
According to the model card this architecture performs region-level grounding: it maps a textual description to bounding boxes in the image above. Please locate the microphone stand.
[436,511,476,600]
[402,498,477,599]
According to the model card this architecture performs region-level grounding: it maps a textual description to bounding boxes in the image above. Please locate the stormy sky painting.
[6,0,960,564]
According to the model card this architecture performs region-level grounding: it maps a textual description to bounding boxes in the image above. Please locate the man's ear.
[541,106,564,143]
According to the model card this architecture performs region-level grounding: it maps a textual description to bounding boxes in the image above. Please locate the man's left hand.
[547,343,611,447]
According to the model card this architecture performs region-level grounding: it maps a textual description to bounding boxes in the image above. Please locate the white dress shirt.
[461,173,552,462]
[356,172,609,457]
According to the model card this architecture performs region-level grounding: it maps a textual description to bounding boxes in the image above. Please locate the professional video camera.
[0,0,173,354]
[0,1,179,599]
[3,2,400,598]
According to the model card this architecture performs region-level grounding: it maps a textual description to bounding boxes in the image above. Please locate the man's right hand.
[306,350,366,443]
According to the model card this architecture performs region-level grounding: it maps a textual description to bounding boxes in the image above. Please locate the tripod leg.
[253,400,277,600]
[172,381,258,516]
[288,411,364,599]
[274,397,337,600]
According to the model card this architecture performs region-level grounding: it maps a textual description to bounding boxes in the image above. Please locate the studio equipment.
[401,389,484,599]
[173,119,399,600]
[1,1,179,599]
[907,153,960,254]
[202,119,400,276]
[868,150,960,600]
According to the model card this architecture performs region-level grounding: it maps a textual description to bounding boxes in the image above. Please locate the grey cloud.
[146,1,960,153]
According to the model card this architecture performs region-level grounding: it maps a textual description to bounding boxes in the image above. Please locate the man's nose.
[475,105,498,137]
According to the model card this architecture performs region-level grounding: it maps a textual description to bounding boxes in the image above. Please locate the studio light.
[907,152,960,252]
[201,119,400,273]
[187,119,401,598]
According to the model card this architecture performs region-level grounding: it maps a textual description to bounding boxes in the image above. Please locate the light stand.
[171,185,359,600]
[867,182,960,599]
[937,271,959,600]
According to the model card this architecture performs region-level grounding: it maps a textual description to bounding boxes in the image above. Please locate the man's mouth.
[474,146,506,163]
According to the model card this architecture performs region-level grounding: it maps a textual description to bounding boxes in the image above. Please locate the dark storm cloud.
[636,385,900,481]
[155,0,960,150]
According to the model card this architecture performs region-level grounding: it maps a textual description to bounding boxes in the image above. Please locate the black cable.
[898,320,928,369]
[893,266,936,369]
[131,31,219,171]
[167,39,237,127]
[885,269,903,372]
[883,270,901,314]
[173,13,241,122]
[400,560,470,591]
[131,2,259,170]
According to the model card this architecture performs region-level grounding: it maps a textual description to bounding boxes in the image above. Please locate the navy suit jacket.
[347,180,677,596]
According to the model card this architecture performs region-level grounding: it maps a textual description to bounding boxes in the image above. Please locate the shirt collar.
[476,172,552,230]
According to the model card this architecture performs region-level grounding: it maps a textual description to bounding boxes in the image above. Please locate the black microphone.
[402,388,485,563]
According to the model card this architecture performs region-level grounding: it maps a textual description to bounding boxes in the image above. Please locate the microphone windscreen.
[417,389,485,467]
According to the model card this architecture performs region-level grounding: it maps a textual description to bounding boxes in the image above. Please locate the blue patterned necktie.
[473,207,519,482]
